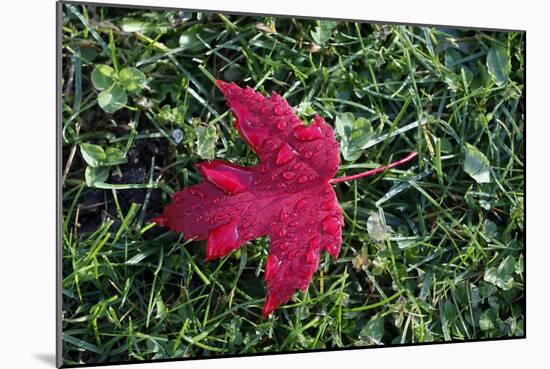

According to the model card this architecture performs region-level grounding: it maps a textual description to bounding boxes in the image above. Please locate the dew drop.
[321,199,336,211]
[306,248,318,264]
[322,216,341,235]
[273,104,284,115]
[278,228,286,237]
[275,143,297,165]
[293,124,323,141]
[304,151,313,159]
[309,236,320,249]
[324,242,339,258]
[289,220,298,227]
[260,164,269,174]
[280,208,287,222]
[295,199,308,212]
[298,175,308,184]
[276,120,286,131]
[243,222,250,228]
[213,198,220,204]
[282,171,296,180]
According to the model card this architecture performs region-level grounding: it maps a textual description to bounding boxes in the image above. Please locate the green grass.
[60,3,525,365]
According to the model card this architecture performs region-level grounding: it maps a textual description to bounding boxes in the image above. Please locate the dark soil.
[66,136,168,235]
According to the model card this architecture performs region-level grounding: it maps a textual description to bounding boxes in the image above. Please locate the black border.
[56,1,527,368]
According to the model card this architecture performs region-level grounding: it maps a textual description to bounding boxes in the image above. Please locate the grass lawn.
[60,3,525,365]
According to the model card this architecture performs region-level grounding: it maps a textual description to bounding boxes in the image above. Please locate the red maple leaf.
[154,80,417,317]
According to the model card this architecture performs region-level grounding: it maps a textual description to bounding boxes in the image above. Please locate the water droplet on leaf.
[273,104,284,115]
[294,124,323,141]
[322,216,340,235]
[282,171,295,180]
[295,199,308,212]
[280,208,287,222]
[275,143,297,165]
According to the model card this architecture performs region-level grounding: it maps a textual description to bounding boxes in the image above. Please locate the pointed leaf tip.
[215,79,237,97]
[262,293,280,318]
[215,79,229,89]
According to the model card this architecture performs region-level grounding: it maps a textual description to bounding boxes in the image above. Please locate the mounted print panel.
[57,1,525,367]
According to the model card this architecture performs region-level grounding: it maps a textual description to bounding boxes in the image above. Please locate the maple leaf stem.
[329,151,418,184]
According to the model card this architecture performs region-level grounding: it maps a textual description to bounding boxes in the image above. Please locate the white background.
[0,0,546,368]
